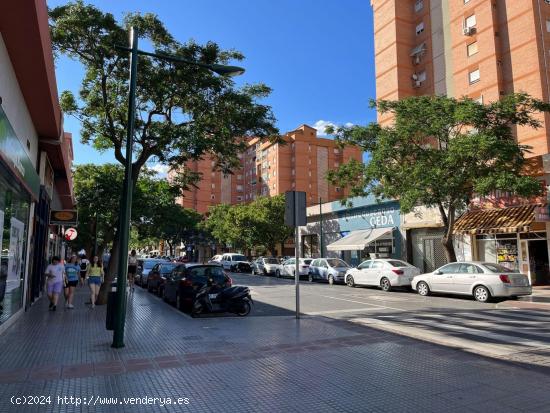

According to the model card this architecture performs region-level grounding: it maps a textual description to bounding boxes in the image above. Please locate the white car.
[282,258,313,278]
[208,255,222,264]
[345,259,420,291]
[253,257,283,276]
[411,261,532,303]
[220,253,252,273]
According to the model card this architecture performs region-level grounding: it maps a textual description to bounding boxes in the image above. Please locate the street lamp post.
[111,26,245,348]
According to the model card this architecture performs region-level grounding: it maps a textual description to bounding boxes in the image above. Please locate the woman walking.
[128,250,138,291]
[79,254,90,286]
[64,256,80,309]
[45,256,65,312]
[87,256,103,308]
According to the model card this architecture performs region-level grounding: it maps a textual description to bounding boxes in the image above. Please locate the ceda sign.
[336,201,400,232]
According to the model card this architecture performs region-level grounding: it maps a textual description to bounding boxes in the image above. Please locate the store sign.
[50,210,78,225]
[337,202,401,232]
[64,227,78,241]
[0,106,40,198]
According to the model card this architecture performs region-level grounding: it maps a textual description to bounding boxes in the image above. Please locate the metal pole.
[319,197,323,258]
[295,194,300,319]
[93,211,98,257]
[112,27,138,349]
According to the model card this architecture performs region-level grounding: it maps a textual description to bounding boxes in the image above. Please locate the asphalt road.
[228,271,550,367]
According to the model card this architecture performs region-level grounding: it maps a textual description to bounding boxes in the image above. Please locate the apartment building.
[372,0,550,283]
[176,124,363,213]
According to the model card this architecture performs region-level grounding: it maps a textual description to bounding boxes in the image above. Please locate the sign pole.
[295,194,300,319]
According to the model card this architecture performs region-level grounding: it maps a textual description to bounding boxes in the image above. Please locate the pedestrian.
[102,248,111,274]
[87,255,103,309]
[64,256,80,309]
[79,254,90,286]
[128,249,138,291]
[45,256,65,311]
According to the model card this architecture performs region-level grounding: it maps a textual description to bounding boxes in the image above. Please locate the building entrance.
[528,240,550,285]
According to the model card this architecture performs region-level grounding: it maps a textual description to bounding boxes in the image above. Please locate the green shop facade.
[0,106,40,328]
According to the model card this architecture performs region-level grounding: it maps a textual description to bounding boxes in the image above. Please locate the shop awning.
[454,204,539,234]
[326,227,393,251]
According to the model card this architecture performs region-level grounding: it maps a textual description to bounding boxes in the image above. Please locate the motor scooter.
[191,280,253,317]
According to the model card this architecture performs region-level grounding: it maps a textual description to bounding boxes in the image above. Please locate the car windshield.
[265,258,279,264]
[482,263,516,273]
[143,261,159,269]
[327,259,349,268]
[303,259,312,265]
[160,264,177,273]
[232,255,247,261]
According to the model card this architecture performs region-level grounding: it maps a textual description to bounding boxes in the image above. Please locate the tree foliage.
[327,93,549,261]
[203,195,293,255]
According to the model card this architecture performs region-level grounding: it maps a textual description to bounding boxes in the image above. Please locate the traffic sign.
[64,227,78,241]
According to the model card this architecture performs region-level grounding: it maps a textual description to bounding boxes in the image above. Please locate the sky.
[47,0,376,169]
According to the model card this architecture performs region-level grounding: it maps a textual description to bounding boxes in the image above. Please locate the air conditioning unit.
[462,26,474,36]
[412,80,422,88]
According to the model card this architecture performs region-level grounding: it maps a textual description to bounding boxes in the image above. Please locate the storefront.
[301,196,402,266]
[0,106,39,327]
[454,204,550,285]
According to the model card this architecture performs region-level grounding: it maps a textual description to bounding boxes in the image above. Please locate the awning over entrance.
[326,227,393,251]
[454,204,539,234]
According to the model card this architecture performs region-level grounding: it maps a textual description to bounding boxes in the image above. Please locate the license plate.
[208,294,218,299]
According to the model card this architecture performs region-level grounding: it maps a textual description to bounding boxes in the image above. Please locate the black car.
[162,264,232,311]
[147,262,178,294]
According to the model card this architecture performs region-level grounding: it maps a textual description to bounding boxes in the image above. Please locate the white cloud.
[313,120,355,136]
[150,163,170,178]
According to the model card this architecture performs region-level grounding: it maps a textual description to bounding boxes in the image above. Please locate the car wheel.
[157,286,163,297]
[416,281,430,296]
[473,285,491,303]
[346,275,355,288]
[308,273,314,283]
[328,275,335,285]
[380,277,391,292]
[236,300,251,317]
[147,282,153,292]
[263,269,267,276]
[276,269,281,278]
[176,293,186,311]
[162,289,169,302]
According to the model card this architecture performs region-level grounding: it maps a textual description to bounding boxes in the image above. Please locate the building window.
[335,187,341,192]
[211,183,215,189]
[237,196,243,201]
[236,185,243,192]
[465,14,476,29]
[469,68,480,84]
[334,162,339,167]
[546,20,550,32]
[272,184,276,190]
[211,195,215,200]
[417,70,427,82]
[333,148,340,154]
[476,95,484,104]
[464,0,470,3]
[308,171,312,177]
[416,22,424,35]
[291,182,295,188]
[467,41,478,57]
[237,174,243,180]
[273,171,276,177]
[291,169,295,175]
[414,0,423,12]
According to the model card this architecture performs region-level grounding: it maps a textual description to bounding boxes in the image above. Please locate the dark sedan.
[147,262,178,294]
[162,264,232,311]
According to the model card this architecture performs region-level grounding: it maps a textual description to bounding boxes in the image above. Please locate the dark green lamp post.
[111,26,245,348]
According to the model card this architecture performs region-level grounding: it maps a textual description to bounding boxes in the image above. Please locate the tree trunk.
[96,224,120,305]
[439,203,457,263]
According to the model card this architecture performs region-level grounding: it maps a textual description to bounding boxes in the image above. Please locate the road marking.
[318,295,407,312]
[306,308,382,315]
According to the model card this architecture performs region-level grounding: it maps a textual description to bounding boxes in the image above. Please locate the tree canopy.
[327,93,549,261]
[203,195,293,256]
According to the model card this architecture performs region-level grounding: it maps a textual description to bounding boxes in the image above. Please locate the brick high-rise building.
[372,0,550,156]
[176,124,363,213]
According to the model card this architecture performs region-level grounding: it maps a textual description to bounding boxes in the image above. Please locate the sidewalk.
[0,285,549,412]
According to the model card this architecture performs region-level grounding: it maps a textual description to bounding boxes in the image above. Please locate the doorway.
[528,240,550,285]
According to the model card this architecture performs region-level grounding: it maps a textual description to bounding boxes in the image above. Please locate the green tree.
[50,1,277,301]
[249,195,294,256]
[327,93,549,262]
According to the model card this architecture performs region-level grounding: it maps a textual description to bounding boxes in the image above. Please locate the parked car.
[345,259,420,291]
[208,255,223,264]
[136,259,163,287]
[411,261,532,303]
[253,257,283,276]
[147,262,178,293]
[308,258,351,284]
[282,258,313,279]
[163,263,232,311]
[220,253,252,273]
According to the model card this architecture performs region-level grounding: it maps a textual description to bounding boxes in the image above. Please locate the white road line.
[305,308,383,315]
[318,295,407,312]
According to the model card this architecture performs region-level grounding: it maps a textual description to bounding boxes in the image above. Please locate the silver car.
[412,261,532,302]
[253,257,283,277]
